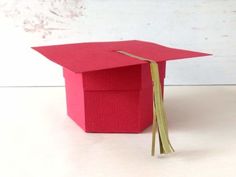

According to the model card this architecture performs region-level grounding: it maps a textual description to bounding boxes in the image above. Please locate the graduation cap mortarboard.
[33,40,209,73]
[33,40,210,156]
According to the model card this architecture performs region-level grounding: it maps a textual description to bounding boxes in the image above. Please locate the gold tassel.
[150,61,174,155]
[116,51,174,156]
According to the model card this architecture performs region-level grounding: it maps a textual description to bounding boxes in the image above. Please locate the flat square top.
[32,40,210,73]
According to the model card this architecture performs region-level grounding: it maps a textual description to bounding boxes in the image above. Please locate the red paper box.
[33,40,209,133]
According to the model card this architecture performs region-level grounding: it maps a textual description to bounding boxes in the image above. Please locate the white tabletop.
[0,86,235,177]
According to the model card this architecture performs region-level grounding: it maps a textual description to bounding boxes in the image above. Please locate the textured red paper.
[33,40,210,133]
[63,63,156,132]
[32,40,209,73]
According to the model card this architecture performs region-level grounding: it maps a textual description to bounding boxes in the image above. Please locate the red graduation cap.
[33,40,210,133]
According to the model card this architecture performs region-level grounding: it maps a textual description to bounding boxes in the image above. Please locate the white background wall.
[0,0,235,86]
